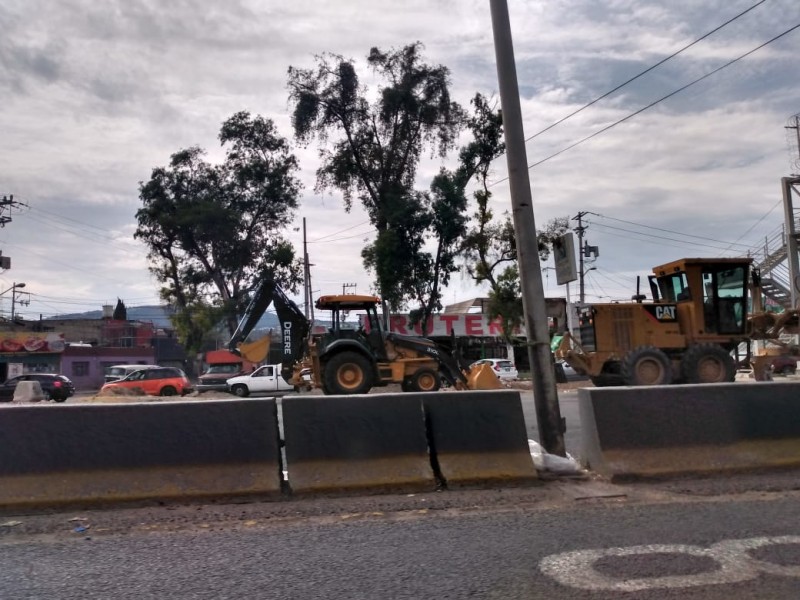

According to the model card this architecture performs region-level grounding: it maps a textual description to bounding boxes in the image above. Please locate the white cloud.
[0,0,798,319]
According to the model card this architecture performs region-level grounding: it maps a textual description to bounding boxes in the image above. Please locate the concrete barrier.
[579,383,800,480]
[0,399,282,509]
[282,394,435,494]
[423,390,537,487]
[13,380,45,403]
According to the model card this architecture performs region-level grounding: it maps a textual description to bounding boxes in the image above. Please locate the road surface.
[1,474,799,599]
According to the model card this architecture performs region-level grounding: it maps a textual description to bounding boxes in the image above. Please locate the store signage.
[0,333,66,354]
[361,314,525,338]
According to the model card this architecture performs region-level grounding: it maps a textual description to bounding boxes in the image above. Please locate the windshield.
[206,364,240,374]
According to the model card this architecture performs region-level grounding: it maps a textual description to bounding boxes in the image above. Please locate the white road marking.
[539,536,800,591]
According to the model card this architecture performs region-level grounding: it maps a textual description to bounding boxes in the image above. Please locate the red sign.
[363,314,524,338]
[0,333,66,354]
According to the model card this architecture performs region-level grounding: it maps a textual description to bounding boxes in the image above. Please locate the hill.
[47,305,281,331]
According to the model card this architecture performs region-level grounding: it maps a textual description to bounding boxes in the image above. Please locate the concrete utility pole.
[574,212,587,303]
[489,0,565,456]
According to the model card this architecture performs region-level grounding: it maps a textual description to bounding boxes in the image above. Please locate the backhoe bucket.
[238,336,271,364]
[465,363,505,390]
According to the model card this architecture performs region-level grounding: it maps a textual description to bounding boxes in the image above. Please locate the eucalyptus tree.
[287,42,464,311]
[135,112,302,353]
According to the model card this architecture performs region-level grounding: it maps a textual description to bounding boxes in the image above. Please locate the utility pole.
[490,0,565,456]
[786,115,800,173]
[303,218,311,319]
[573,212,587,303]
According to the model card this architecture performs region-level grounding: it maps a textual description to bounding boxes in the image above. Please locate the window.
[658,272,690,302]
[72,362,90,377]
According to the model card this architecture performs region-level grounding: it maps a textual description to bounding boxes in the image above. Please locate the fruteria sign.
[0,333,66,354]
[363,314,525,338]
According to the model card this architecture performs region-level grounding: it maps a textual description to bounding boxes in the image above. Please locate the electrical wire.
[523,0,770,144]
[525,23,800,171]
[588,212,754,250]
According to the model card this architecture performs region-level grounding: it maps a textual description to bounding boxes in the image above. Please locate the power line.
[523,23,800,171]
[721,198,783,255]
[588,212,754,249]
[523,0,770,144]
[588,221,743,254]
[309,220,372,243]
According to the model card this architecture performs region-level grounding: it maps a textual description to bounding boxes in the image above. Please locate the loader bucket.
[466,363,505,390]
[238,336,271,364]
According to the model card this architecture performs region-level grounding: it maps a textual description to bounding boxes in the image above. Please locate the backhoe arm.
[227,280,311,372]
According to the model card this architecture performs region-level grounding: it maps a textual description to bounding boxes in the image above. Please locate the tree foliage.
[135,112,303,353]
[287,42,464,310]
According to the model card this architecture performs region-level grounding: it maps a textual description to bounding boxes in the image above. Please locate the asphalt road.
[1,485,799,599]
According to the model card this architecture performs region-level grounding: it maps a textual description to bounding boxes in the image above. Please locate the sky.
[1,0,799,323]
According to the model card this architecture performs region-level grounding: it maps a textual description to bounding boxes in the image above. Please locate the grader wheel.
[621,346,673,386]
[680,343,736,384]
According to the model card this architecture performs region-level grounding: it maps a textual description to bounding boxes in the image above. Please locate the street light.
[0,282,27,321]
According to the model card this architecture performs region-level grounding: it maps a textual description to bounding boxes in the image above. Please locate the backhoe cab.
[556,257,800,386]
[228,281,502,395]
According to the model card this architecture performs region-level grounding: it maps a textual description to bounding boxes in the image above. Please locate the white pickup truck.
[226,364,296,397]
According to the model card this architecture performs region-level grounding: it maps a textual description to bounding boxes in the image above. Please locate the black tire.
[401,378,412,392]
[323,351,374,395]
[230,384,249,397]
[590,374,623,387]
[590,362,624,387]
[408,369,440,392]
[621,346,672,386]
[53,396,66,403]
[160,386,177,397]
[680,343,736,384]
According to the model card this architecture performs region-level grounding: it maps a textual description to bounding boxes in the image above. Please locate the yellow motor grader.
[555,257,800,385]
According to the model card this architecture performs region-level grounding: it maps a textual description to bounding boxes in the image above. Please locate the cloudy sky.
[1,0,799,322]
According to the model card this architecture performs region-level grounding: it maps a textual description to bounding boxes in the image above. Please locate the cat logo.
[643,304,678,322]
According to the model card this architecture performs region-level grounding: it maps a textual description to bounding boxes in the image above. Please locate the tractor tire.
[323,352,374,395]
[408,369,441,392]
[680,343,736,384]
[621,346,673,386]
[230,384,250,397]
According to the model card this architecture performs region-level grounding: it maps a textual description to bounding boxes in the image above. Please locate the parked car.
[226,364,296,397]
[555,360,589,382]
[100,367,192,396]
[104,364,159,383]
[771,355,798,375]
[0,373,75,402]
[196,363,245,392]
[469,358,519,381]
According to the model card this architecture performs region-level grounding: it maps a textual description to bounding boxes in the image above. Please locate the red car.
[101,367,192,396]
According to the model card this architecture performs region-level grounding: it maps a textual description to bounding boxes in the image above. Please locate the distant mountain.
[47,305,281,331]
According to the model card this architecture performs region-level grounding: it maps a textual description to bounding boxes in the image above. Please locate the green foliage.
[486,265,524,342]
[288,42,464,310]
[135,112,303,353]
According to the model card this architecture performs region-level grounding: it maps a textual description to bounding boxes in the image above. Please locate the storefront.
[0,332,66,381]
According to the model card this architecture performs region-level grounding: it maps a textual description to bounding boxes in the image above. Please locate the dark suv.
[0,373,76,402]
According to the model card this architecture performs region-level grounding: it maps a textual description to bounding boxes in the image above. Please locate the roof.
[443,298,490,314]
[316,294,381,310]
